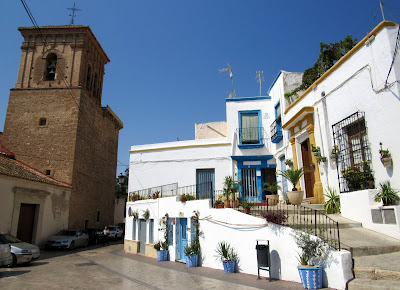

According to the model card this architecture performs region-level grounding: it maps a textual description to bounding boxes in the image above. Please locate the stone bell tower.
[2,25,123,228]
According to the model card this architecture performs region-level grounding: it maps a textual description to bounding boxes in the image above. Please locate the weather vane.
[67,2,82,25]
[256,71,264,96]
[219,64,235,98]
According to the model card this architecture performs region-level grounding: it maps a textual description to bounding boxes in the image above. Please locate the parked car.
[46,229,89,250]
[0,234,12,267]
[2,233,40,266]
[117,223,125,235]
[107,226,123,239]
[87,228,105,245]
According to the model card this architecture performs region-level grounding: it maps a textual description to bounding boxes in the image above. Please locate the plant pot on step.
[287,191,304,205]
[298,265,322,289]
[224,201,232,208]
[215,203,224,209]
[157,250,169,261]
[265,195,279,206]
[223,260,236,273]
[244,207,251,214]
[230,200,239,208]
[185,254,199,267]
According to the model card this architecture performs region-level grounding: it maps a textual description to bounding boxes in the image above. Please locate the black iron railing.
[236,198,341,250]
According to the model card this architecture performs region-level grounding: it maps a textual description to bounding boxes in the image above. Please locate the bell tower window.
[44,53,57,81]
[86,65,92,91]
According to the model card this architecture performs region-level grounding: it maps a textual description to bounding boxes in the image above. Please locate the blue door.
[179,218,187,260]
[196,169,215,200]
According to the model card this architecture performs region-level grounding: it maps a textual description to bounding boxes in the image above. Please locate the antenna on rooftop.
[256,71,264,96]
[379,1,385,21]
[219,64,235,98]
[67,2,82,25]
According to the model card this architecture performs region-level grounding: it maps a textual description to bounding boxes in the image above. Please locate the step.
[339,227,400,257]
[354,267,400,280]
[348,279,400,290]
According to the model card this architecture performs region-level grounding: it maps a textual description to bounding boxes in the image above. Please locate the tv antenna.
[256,71,264,96]
[67,2,82,25]
[219,64,235,98]
[379,1,386,21]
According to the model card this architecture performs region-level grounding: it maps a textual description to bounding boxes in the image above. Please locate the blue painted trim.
[231,155,273,161]
[271,134,283,143]
[271,99,283,144]
[238,110,264,149]
[267,71,282,94]
[226,96,270,102]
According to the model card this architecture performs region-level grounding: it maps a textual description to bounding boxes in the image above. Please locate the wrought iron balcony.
[270,119,283,143]
[237,127,264,149]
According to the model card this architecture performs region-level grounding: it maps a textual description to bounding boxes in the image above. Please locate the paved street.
[0,241,308,289]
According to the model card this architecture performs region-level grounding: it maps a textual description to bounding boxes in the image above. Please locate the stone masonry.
[2,25,123,228]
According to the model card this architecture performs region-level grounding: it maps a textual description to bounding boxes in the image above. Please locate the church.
[0,24,123,245]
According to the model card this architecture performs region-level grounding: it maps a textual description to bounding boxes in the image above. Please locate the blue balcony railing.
[270,120,283,143]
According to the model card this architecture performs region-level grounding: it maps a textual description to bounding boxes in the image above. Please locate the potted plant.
[240,200,255,214]
[294,231,325,289]
[260,210,288,225]
[311,144,321,157]
[330,145,339,161]
[277,168,305,205]
[152,191,160,199]
[324,187,340,214]
[262,181,281,206]
[185,211,201,267]
[142,209,150,220]
[129,209,139,219]
[154,213,169,261]
[374,181,400,206]
[285,159,294,167]
[180,194,195,202]
[214,199,224,209]
[129,193,139,202]
[215,241,238,273]
[223,176,238,208]
[341,162,374,191]
[379,142,392,168]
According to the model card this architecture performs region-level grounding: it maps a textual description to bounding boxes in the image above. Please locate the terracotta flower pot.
[215,203,224,209]
[265,195,279,206]
[224,201,232,208]
[287,191,304,205]
[244,207,251,214]
[230,200,239,208]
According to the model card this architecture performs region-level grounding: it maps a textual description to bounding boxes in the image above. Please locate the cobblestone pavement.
[0,241,309,290]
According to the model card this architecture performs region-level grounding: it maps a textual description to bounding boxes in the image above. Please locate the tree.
[285,35,357,101]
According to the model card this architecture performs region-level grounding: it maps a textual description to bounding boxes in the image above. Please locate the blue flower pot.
[297,265,322,289]
[157,250,168,261]
[185,254,199,267]
[223,260,236,273]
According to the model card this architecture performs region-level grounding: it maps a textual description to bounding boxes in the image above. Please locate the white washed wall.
[129,138,231,192]
[125,198,353,290]
[281,24,400,193]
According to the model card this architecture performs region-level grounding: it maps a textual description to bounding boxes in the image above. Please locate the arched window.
[44,53,57,81]
[93,73,98,97]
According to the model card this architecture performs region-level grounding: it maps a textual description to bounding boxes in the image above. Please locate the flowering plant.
[341,162,374,190]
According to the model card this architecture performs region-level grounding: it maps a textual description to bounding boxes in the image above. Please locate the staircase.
[326,214,400,289]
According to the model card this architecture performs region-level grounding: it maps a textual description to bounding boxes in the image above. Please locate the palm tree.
[262,181,281,195]
[277,167,305,191]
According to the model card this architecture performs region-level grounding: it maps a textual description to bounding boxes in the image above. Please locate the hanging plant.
[379,142,392,168]
[285,159,294,167]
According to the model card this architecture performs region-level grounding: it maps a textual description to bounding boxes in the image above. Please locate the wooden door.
[301,139,315,198]
[17,203,37,243]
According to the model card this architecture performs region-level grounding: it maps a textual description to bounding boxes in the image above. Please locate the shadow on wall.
[270,249,281,280]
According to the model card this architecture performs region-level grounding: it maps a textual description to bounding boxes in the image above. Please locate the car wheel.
[84,239,89,247]
[69,241,75,250]
[8,254,17,267]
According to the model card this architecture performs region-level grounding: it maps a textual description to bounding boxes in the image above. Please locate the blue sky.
[1,0,399,173]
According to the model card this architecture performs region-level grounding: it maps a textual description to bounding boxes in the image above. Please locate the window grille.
[241,168,258,200]
[332,112,374,193]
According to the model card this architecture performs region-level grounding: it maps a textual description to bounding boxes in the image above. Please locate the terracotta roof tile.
[0,142,71,188]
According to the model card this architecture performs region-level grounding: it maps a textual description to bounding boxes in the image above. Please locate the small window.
[39,118,47,126]
[86,65,92,91]
[84,220,89,229]
[97,211,100,222]
[45,169,51,176]
[44,53,57,81]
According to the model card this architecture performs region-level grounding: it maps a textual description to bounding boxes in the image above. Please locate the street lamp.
[118,173,125,185]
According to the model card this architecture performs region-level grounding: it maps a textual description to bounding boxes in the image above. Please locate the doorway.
[301,139,315,198]
[175,218,187,261]
[17,203,37,243]
[262,168,277,199]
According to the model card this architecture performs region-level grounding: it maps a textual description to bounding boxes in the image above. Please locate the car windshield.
[4,234,22,243]
[56,230,76,236]
[108,227,117,231]
[0,234,8,244]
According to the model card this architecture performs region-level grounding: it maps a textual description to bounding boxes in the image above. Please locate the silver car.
[107,226,123,239]
[2,233,40,266]
[46,229,89,249]
[0,234,12,267]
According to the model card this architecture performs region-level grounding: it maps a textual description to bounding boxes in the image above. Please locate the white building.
[125,21,400,287]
